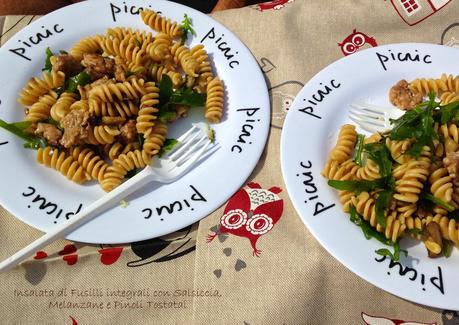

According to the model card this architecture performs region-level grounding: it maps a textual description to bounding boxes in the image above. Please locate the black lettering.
[430,267,444,294]
[374,255,387,262]
[201,27,216,43]
[311,85,333,103]
[65,203,82,219]
[142,208,153,219]
[22,186,36,197]
[298,107,321,119]
[9,47,31,61]
[29,30,53,45]
[302,172,317,193]
[32,195,61,215]
[236,107,260,116]
[190,185,207,202]
[330,79,341,88]
[423,55,432,64]
[237,124,254,144]
[53,24,64,33]
[130,6,142,15]
[388,260,417,281]
[300,160,312,169]
[0,141,7,146]
[313,202,335,216]
[376,52,389,71]
[397,52,420,62]
[231,145,242,153]
[389,50,396,60]
[110,3,121,22]
[156,201,182,216]
[229,61,239,69]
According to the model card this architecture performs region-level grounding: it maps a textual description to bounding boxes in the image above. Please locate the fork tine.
[163,125,199,158]
[168,130,203,161]
[348,111,385,127]
[349,115,384,133]
[352,101,389,114]
[175,136,208,165]
[168,139,212,173]
[349,107,384,120]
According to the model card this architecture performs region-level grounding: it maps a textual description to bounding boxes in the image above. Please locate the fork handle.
[0,168,154,272]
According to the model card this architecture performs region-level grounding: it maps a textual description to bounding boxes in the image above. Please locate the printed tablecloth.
[1,1,459,324]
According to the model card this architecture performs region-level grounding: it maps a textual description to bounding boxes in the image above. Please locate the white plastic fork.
[0,124,215,272]
[348,100,405,133]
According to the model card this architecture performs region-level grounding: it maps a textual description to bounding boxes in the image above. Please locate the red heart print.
[34,251,48,260]
[98,247,123,265]
[63,254,78,266]
[58,244,77,256]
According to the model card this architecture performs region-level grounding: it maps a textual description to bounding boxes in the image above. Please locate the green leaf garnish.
[438,101,459,124]
[390,94,438,158]
[158,75,206,123]
[66,71,91,93]
[134,38,142,48]
[421,192,455,212]
[407,228,423,236]
[443,240,454,258]
[42,47,54,72]
[349,204,395,245]
[181,14,196,44]
[328,178,387,193]
[158,138,178,157]
[0,119,47,149]
[375,190,392,228]
[354,134,365,167]
[376,244,407,262]
[363,142,393,178]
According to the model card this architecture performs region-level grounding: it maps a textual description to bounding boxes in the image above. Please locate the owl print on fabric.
[207,183,284,256]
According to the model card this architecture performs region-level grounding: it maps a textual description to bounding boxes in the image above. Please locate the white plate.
[281,43,459,310]
[0,0,269,243]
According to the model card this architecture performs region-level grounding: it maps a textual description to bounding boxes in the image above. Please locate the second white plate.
[281,43,459,310]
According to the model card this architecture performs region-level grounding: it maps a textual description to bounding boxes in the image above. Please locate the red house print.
[390,0,452,26]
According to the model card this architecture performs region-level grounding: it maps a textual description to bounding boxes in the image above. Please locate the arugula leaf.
[125,169,139,178]
[42,47,54,72]
[138,133,145,147]
[376,243,407,262]
[46,118,63,131]
[180,14,196,44]
[439,101,459,124]
[0,119,47,149]
[159,75,174,103]
[327,178,387,193]
[349,205,394,245]
[158,138,179,157]
[375,190,392,228]
[354,134,365,167]
[363,142,393,177]
[443,240,454,258]
[133,38,142,48]
[390,94,438,159]
[66,71,91,93]
[421,192,455,212]
[159,111,177,124]
[158,75,206,123]
[170,88,206,107]
[407,228,423,236]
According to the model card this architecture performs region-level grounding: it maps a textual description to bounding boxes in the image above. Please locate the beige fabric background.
[1,1,458,324]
